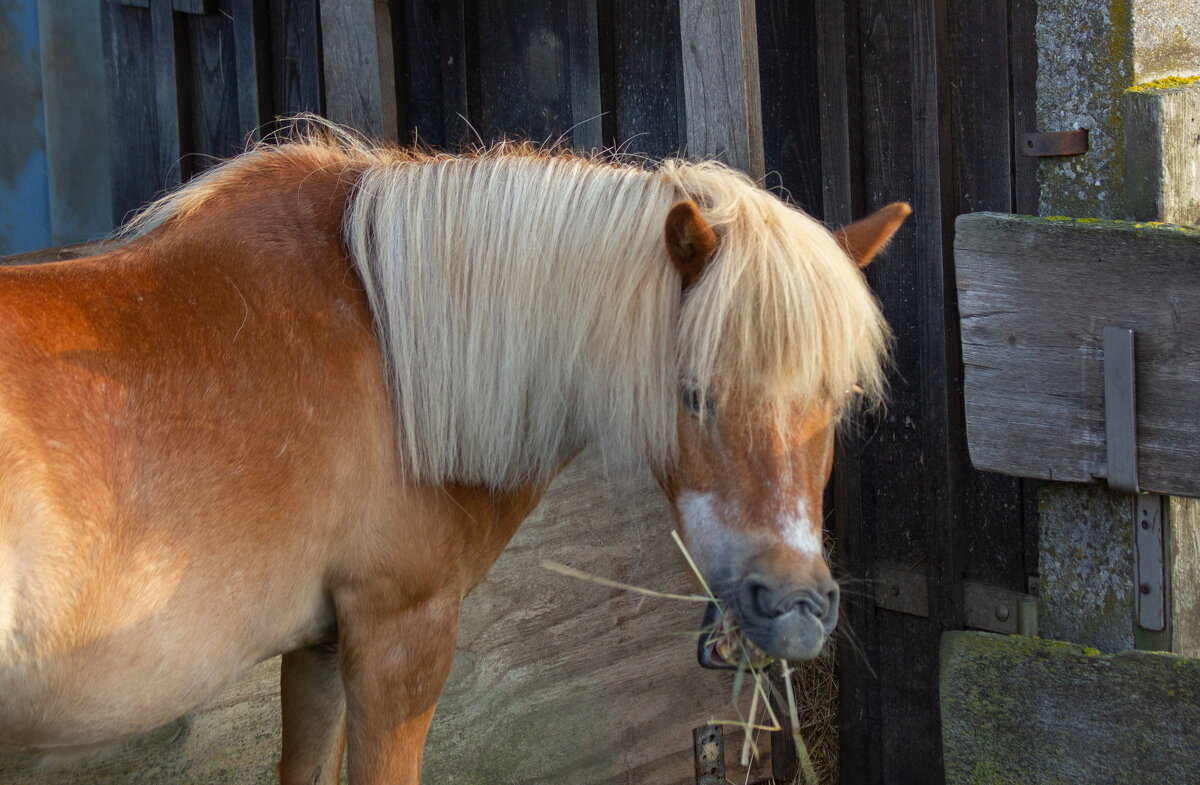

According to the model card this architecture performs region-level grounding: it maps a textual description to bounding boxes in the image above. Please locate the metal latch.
[694,725,726,785]
[1101,327,1166,632]
[1020,129,1089,156]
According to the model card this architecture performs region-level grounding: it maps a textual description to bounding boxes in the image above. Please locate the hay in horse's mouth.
[697,600,772,670]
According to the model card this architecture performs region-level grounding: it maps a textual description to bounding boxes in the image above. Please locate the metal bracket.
[1101,327,1167,632]
[1103,327,1139,493]
[1135,493,1166,631]
[875,565,1037,635]
[694,725,726,785]
[1020,129,1089,156]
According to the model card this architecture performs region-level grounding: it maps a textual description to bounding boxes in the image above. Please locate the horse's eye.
[680,385,714,418]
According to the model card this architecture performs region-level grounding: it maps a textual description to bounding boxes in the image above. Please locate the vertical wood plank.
[678,0,763,177]
[1009,0,1038,214]
[269,0,321,116]
[102,0,164,223]
[814,0,860,225]
[610,0,684,158]
[319,0,396,138]
[945,0,1028,594]
[470,0,572,143]
[755,0,822,215]
[149,0,187,184]
[232,0,270,138]
[37,0,114,243]
[183,3,240,169]
[566,0,602,151]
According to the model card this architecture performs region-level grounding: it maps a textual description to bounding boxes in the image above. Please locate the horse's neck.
[148,159,359,276]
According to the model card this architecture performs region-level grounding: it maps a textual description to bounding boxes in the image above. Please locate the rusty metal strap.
[1020,129,1089,156]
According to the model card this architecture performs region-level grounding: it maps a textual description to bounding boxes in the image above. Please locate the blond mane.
[122,121,890,488]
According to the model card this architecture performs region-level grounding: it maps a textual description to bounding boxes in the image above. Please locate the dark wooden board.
[756,0,822,216]
[184,3,242,170]
[955,213,1200,498]
[608,0,684,158]
[102,0,167,224]
[268,0,322,117]
[945,0,1028,592]
[469,0,572,144]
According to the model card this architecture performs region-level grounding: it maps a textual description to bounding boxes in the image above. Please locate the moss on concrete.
[1127,74,1200,91]
[1036,0,1133,218]
[941,631,1200,785]
[1038,484,1135,653]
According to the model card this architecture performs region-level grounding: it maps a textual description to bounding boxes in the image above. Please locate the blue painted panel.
[0,0,52,255]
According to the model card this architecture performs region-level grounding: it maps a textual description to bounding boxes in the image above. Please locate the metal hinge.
[875,565,1038,636]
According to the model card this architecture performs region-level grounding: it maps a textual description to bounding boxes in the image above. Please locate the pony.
[0,120,908,784]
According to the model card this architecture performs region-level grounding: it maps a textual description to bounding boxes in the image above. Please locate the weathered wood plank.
[755,0,822,215]
[268,0,321,117]
[231,0,270,138]
[1125,82,1200,225]
[955,212,1200,497]
[149,0,189,184]
[678,0,763,177]
[471,0,572,143]
[102,1,166,223]
[184,3,242,169]
[609,0,685,158]
[566,0,602,151]
[36,0,114,244]
[319,0,397,138]
[0,456,769,784]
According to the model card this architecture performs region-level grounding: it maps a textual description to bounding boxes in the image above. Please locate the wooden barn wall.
[819,1,1039,783]
[95,2,1038,783]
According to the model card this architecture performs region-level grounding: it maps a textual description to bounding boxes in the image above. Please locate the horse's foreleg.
[340,594,460,785]
[278,642,347,785]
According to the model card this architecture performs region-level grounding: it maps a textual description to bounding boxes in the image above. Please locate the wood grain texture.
[1125,86,1200,225]
[232,0,270,138]
[566,0,603,151]
[955,213,1200,497]
[0,455,769,784]
[1168,496,1200,657]
[268,0,322,116]
[102,0,167,224]
[609,0,685,158]
[678,0,764,177]
[470,0,572,143]
[184,3,242,169]
[319,0,395,137]
[149,0,188,184]
[755,0,822,216]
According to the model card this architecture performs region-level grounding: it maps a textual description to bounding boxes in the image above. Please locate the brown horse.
[0,122,907,784]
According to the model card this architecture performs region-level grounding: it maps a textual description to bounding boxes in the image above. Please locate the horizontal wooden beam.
[955,212,1200,497]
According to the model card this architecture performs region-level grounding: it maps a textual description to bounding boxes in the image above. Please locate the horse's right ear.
[835,202,912,268]
[664,201,717,289]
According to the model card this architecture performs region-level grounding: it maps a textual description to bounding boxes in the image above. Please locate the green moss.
[1128,74,1200,92]
[1001,212,1200,235]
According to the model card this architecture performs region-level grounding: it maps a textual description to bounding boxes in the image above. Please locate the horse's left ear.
[835,202,912,268]
[664,201,717,289]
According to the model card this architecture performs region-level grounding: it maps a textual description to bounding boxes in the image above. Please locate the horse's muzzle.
[697,572,839,668]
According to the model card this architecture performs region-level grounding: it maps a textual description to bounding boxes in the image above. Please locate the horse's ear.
[835,202,912,268]
[664,201,717,289]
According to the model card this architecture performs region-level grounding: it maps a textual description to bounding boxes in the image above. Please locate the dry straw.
[543,530,826,785]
